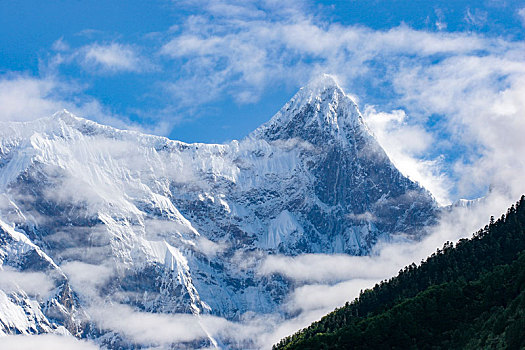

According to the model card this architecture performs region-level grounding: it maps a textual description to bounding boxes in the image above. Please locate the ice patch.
[263,210,303,249]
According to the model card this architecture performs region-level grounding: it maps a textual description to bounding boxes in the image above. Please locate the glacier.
[0,74,437,348]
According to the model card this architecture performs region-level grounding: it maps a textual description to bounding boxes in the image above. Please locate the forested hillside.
[275,196,525,349]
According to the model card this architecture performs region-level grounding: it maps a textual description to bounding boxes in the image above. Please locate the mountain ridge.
[0,76,438,348]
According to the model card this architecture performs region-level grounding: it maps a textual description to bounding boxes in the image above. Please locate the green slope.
[275,196,525,350]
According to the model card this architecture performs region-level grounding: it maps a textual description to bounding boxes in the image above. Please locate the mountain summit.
[253,74,363,146]
[0,76,437,348]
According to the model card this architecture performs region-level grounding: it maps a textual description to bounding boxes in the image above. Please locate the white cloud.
[0,268,54,297]
[61,261,115,300]
[196,236,228,257]
[87,303,267,348]
[88,303,214,345]
[363,107,451,204]
[434,8,447,31]
[1,0,520,206]
[160,12,490,108]
[0,334,99,350]
[285,279,377,314]
[260,254,395,284]
[48,40,152,75]
[51,38,70,52]
[464,8,488,27]
[346,211,379,222]
[1,4,524,346]
[0,74,173,135]
[42,187,516,350]
[81,43,146,73]
[0,75,67,122]
[4,0,521,205]
[519,8,525,26]
[392,52,525,200]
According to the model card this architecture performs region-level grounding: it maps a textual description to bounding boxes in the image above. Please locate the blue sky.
[1,0,525,203]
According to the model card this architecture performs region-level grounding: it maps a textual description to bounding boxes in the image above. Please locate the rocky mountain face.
[0,75,437,348]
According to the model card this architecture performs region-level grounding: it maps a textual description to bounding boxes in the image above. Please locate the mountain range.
[0,74,438,348]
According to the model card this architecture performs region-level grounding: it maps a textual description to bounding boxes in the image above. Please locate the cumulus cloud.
[363,107,451,204]
[392,51,525,200]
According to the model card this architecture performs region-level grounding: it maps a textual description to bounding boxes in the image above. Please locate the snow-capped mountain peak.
[51,109,76,120]
[0,75,438,348]
[252,74,364,149]
[293,73,347,106]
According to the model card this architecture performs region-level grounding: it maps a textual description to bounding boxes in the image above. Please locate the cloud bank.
[0,334,98,350]
[0,268,54,298]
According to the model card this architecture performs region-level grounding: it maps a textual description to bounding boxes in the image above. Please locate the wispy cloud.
[1,1,524,348]
[80,43,148,73]
[518,7,525,26]
[434,8,448,31]
[0,334,99,350]
[464,7,488,27]
[61,261,115,300]
[0,74,173,135]
[50,39,152,74]
[88,303,222,346]
[0,75,68,122]
[392,51,525,200]
[159,6,490,107]
[260,254,392,284]
[0,268,54,297]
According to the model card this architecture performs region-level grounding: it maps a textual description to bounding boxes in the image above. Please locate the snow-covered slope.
[0,75,437,348]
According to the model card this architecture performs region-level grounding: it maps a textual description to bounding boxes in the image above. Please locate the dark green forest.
[275,196,525,349]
